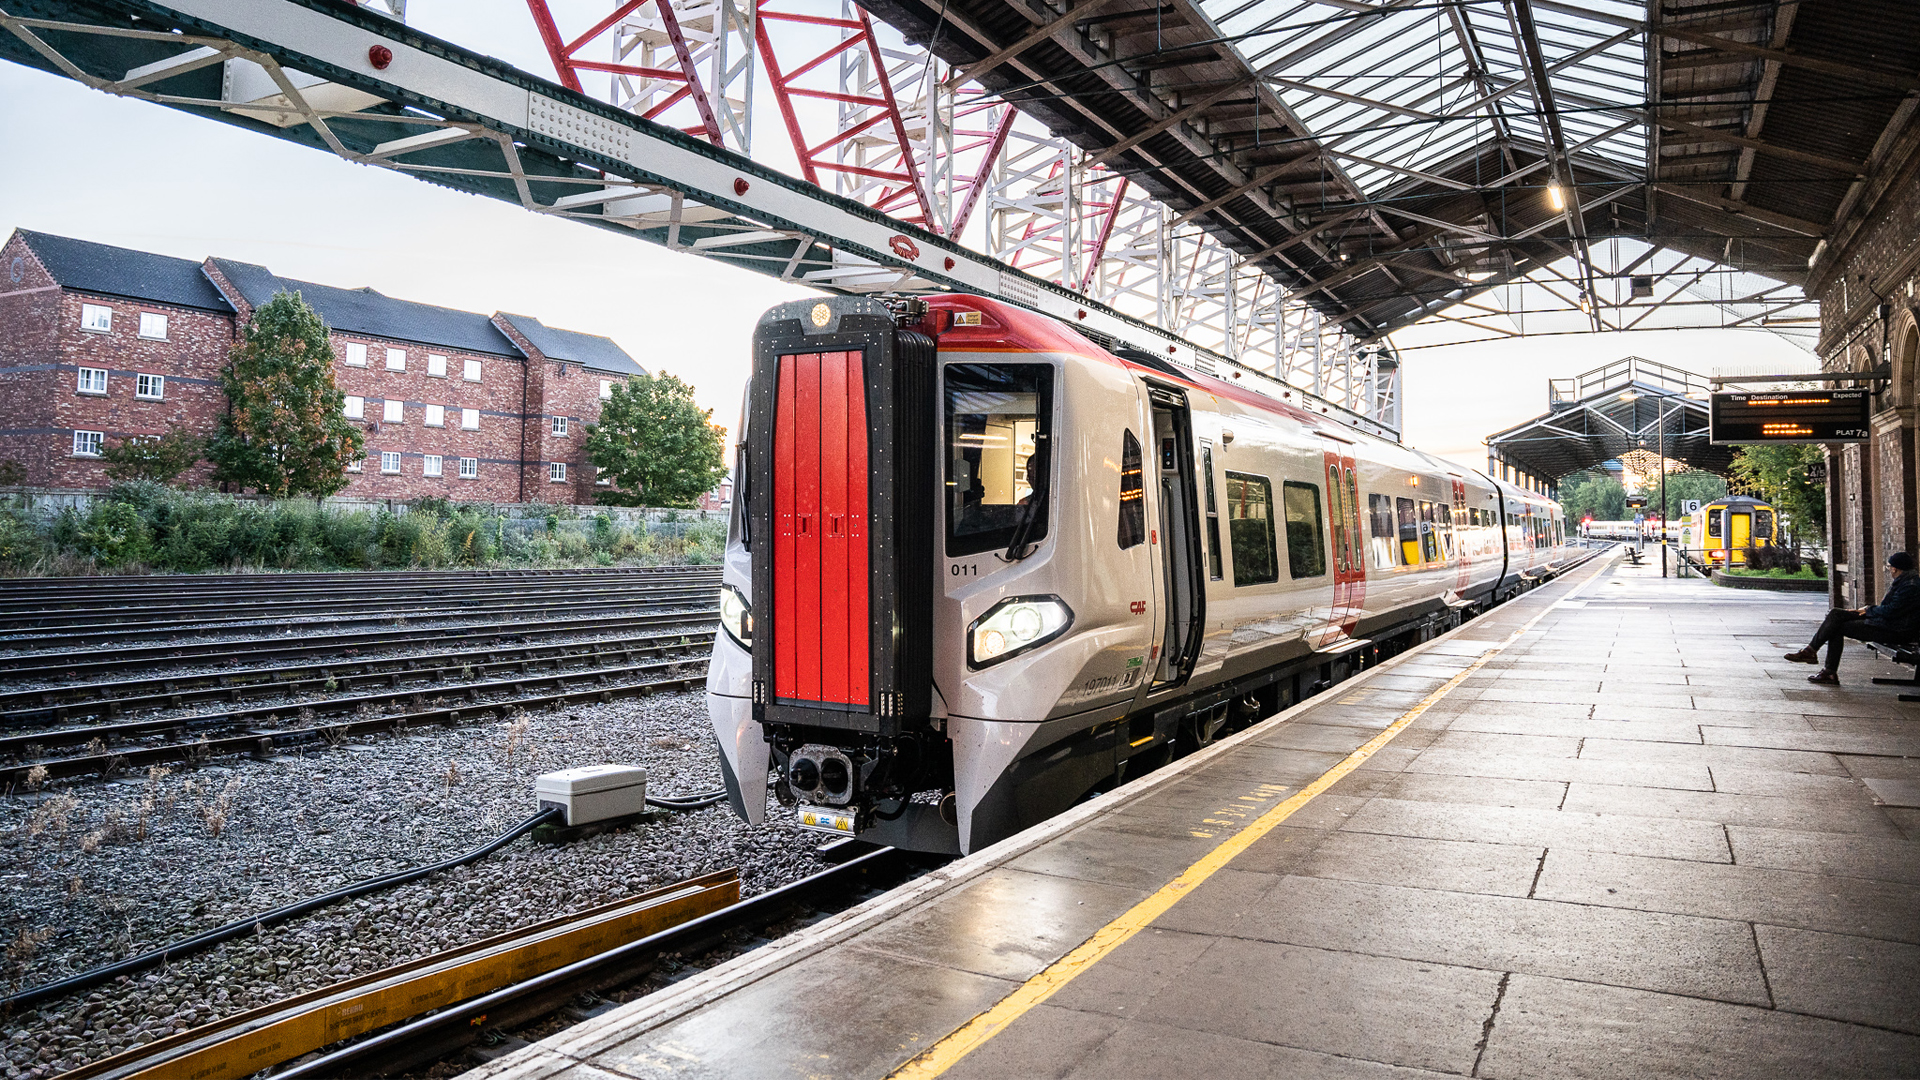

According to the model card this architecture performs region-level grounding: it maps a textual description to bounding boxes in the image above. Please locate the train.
[1680,495,1777,566]
[706,294,1584,855]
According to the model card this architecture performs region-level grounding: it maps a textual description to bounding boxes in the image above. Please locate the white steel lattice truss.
[527,0,1394,425]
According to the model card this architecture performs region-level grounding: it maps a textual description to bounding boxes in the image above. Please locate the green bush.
[0,490,724,575]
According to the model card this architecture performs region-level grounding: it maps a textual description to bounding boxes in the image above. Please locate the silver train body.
[708,295,1580,854]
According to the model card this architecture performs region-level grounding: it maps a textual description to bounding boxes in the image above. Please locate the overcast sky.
[0,0,1817,470]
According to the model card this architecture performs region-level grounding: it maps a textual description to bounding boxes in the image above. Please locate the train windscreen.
[945,364,1054,557]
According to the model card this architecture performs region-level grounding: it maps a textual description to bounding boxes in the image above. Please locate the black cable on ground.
[0,807,563,1015]
[645,788,728,810]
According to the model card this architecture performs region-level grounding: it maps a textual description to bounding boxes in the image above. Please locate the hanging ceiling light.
[1546,180,1566,212]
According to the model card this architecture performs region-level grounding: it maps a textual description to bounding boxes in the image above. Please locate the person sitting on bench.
[1787,551,1919,685]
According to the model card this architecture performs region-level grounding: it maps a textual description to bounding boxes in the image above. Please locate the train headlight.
[719,585,753,650]
[968,595,1073,668]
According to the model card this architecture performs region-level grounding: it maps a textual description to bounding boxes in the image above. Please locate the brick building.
[0,229,646,503]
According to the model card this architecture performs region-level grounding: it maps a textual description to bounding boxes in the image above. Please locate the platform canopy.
[874,0,1920,349]
[1484,355,1730,482]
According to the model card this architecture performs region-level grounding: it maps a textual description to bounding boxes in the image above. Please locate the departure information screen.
[1709,390,1871,444]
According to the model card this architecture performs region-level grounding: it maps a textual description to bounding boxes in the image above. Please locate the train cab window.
[1225,472,1279,586]
[1201,444,1223,578]
[1368,493,1397,569]
[946,363,1054,557]
[1282,481,1327,579]
[1118,430,1147,550]
[1754,509,1774,539]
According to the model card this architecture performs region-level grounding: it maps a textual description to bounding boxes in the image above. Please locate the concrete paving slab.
[1117,937,1502,1075]
[940,1004,1122,1080]
[1559,783,1902,836]
[1863,778,1920,808]
[1371,772,1567,810]
[1839,755,1920,781]
[1755,924,1920,1035]
[1162,874,1770,1006]
[1048,1019,1460,1080]
[1255,721,1391,754]
[1576,737,1848,775]
[1445,714,1706,744]
[1428,729,1582,758]
[1708,765,1867,799]
[1703,726,1920,756]
[1282,831,1544,897]
[1532,849,1920,944]
[1341,798,1733,862]
[1725,826,1920,885]
[1477,974,1920,1080]
[1396,748,1715,791]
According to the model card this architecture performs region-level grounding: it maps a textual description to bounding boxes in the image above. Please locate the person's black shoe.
[1807,670,1840,685]
[1784,649,1819,664]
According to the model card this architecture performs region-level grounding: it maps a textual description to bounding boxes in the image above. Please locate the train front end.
[706,296,955,850]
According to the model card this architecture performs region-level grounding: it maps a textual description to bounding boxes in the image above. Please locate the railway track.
[0,608,715,682]
[0,563,714,607]
[1,654,712,786]
[58,848,933,1080]
[0,627,716,725]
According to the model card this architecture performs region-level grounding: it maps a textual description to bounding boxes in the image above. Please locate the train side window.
[1326,464,1349,573]
[946,363,1054,557]
[1417,501,1441,562]
[1396,497,1417,565]
[1282,481,1326,579]
[1118,429,1147,550]
[1368,494,1397,569]
[1225,471,1279,586]
[1344,467,1363,572]
[1201,444,1223,578]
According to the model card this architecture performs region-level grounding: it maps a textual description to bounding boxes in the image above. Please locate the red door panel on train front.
[772,351,871,707]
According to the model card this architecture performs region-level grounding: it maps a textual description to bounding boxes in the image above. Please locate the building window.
[427,354,447,378]
[599,379,613,400]
[425,404,445,428]
[463,358,481,382]
[551,415,568,437]
[424,454,443,477]
[549,461,567,483]
[461,407,479,431]
[346,455,363,473]
[596,474,611,486]
[72,430,103,457]
[385,348,406,372]
[81,304,111,332]
[381,451,402,474]
[345,342,367,367]
[383,399,403,424]
[76,367,107,395]
[138,312,168,340]
[458,457,477,479]
[344,395,365,419]
[135,373,164,400]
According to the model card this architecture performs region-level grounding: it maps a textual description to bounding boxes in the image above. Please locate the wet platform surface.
[473,553,1920,1080]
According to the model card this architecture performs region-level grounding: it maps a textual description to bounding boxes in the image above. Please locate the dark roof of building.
[494,313,646,376]
[13,229,234,313]
[208,258,522,358]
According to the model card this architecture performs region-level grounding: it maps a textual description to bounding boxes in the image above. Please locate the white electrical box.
[535,765,648,826]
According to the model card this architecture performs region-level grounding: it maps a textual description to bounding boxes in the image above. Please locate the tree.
[1558,471,1627,521]
[1730,444,1826,545]
[1654,469,1728,521]
[586,372,728,508]
[102,427,203,484]
[207,291,364,498]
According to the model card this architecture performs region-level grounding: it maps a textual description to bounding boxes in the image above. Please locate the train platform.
[470,552,1920,1080]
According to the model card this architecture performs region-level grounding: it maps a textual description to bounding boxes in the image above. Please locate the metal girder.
[0,0,1400,438]
[1486,355,1732,481]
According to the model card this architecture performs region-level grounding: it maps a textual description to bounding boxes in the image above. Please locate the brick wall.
[329,335,527,502]
[1816,148,1920,607]
[490,315,631,506]
[2,233,233,487]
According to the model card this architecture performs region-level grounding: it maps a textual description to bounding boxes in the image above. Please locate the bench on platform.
[1869,641,1920,703]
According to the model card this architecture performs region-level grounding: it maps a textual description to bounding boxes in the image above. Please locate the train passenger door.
[1450,477,1471,593]
[1149,385,1204,687]
[1728,508,1752,562]
[1316,438,1365,647]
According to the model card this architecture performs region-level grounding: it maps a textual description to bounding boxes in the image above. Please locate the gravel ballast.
[0,687,815,1079]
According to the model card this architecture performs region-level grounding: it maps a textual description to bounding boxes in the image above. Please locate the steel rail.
[0,592,717,649]
[0,581,720,632]
[0,566,720,612]
[0,563,713,593]
[57,871,744,1080]
[0,628,716,725]
[0,607,715,679]
[277,846,925,1079]
[0,660,712,785]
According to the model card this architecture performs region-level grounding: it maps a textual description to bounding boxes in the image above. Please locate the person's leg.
[1789,609,1854,663]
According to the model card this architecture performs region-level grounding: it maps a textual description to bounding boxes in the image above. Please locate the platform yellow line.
[890,577,1588,1079]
